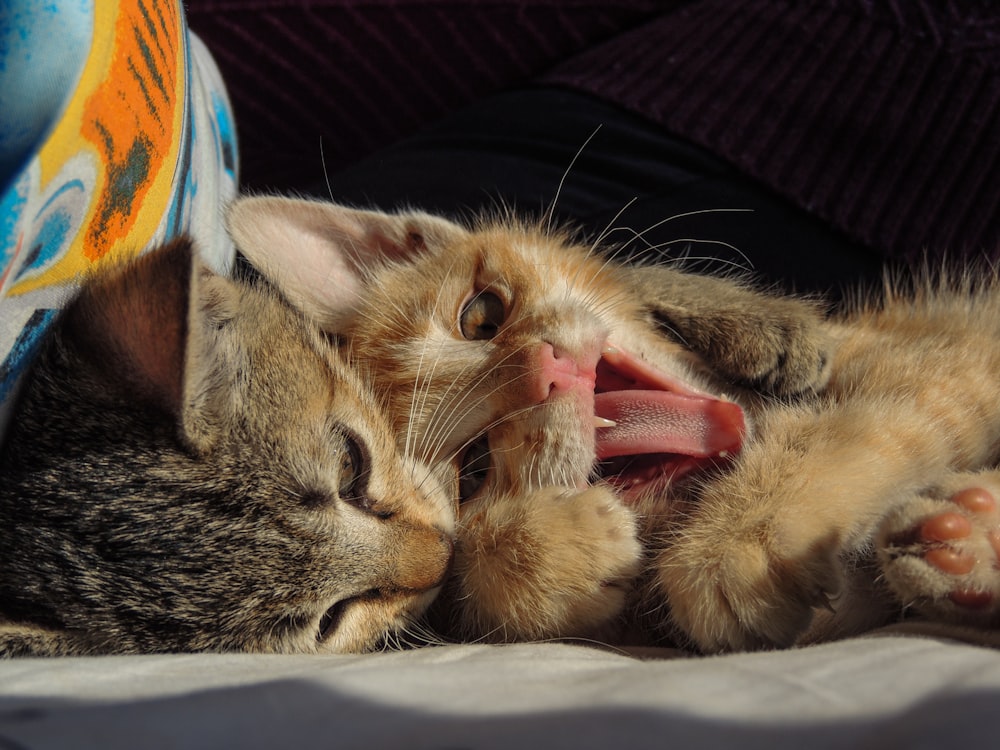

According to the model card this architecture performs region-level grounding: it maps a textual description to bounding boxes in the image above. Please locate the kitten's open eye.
[338,435,369,506]
[459,291,505,340]
[458,435,491,502]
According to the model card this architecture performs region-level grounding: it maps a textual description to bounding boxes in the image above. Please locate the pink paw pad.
[921,487,1000,609]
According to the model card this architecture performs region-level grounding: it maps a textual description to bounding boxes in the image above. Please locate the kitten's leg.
[878,472,1000,626]
[623,266,834,396]
[653,480,842,653]
[654,399,952,653]
[0,622,95,656]
[438,485,642,643]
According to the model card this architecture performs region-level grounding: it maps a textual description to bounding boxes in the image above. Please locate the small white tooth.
[718,450,729,459]
[602,345,618,356]
[594,416,617,428]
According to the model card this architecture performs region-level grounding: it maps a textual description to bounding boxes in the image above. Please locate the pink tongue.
[594,390,744,460]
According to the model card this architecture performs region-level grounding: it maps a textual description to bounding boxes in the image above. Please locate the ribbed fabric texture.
[189,0,1000,263]
[544,0,1000,263]
[186,1,664,190]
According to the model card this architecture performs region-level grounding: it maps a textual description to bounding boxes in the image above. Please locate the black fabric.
[318,88,883,298]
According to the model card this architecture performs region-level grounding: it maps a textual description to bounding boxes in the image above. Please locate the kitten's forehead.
[478,223,603,276]
[218,286,402,489]
[445,223,624,309]
[355,219,625,320]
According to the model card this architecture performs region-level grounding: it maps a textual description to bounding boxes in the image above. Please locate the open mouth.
[593,344,745,497]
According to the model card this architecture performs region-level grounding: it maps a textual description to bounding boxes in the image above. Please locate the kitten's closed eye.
[460,291,505,340]
[337,433,370,509]
[298,432,369,511]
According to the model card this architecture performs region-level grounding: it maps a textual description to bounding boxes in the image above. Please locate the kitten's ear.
[64,238,231,451]
[226,195,466,327]
[66,239,197,416]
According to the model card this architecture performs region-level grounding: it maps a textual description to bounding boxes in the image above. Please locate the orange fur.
[231,197,842,648]
[230,196,1000,653]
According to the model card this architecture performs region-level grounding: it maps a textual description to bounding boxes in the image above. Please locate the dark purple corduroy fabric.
[543,0,1000,263]
[186,0,666,189]
[187,0,1000,263]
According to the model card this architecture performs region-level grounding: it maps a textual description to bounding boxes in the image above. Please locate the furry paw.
[708,297,834,397]
[654,491,842,653]
[879,484,1000,625]
[447,485,642,642]
[625,266,834,396]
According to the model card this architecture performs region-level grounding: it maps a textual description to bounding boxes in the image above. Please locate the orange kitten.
[231,196,1000,652]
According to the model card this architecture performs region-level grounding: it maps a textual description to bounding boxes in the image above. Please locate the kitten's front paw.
[879,481,1000,626]
[626,267,834,396]
[710,296,835,397]
[451,485,642,642]
[655,497,841,652]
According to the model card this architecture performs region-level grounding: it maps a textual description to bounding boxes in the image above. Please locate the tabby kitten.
[231,196,1000,653]
[0,238,454,656]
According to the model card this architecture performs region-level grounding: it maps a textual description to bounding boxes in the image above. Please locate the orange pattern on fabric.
[14,0,185,293]
[80,0,180,260]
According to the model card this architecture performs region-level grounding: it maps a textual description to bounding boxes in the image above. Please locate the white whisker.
[543,125,603,235]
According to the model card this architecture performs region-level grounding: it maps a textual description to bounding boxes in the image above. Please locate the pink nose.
[531,342,599,403]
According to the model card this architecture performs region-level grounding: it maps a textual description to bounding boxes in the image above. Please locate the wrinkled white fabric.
[0,637,995,749]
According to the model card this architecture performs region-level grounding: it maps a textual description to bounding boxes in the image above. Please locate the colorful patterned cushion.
[0,0,238,437]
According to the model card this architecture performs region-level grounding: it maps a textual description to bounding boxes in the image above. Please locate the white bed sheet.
[1,634,996,749]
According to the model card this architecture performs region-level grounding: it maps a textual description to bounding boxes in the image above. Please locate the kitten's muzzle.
[392,527,454,592]
[530,341,600,403]
[315,530,454,645]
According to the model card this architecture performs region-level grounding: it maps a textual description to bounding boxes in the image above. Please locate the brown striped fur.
[0,238,454,656]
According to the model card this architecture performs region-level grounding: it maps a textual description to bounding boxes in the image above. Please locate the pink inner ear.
[229,197,462,327]
[280,240,363,315]
[228,198,407,324]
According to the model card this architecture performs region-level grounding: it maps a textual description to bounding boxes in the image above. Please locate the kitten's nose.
[531,341,599,403]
